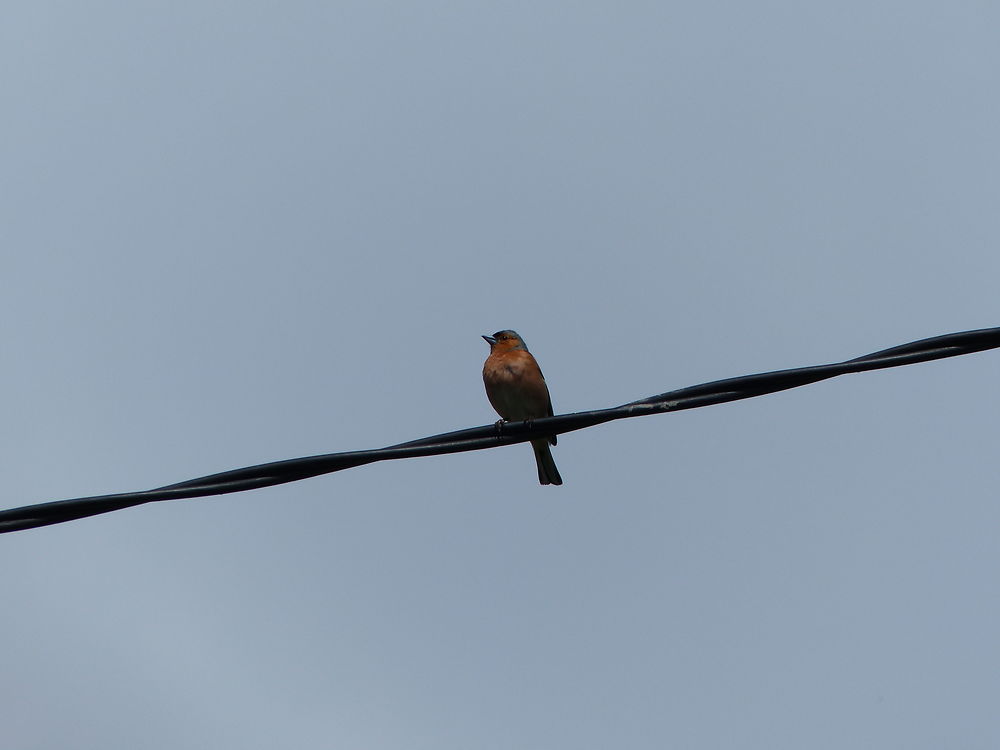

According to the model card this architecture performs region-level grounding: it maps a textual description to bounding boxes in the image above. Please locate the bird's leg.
[493,419,506,437]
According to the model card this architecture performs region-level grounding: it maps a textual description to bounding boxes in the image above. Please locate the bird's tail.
[531,440,563,486]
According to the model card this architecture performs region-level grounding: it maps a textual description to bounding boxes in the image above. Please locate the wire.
[2,326,997,534]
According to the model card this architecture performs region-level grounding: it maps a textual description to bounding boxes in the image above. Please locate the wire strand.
[2,326,997,533]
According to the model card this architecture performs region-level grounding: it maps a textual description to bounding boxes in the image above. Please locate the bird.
[482,330,563,485]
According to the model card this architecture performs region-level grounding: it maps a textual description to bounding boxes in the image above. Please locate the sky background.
[2,1,999,748]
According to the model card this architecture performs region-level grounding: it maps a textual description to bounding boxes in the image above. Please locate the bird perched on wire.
[482,330,563,485]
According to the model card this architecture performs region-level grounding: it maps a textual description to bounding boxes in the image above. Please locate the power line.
[2,326,997,534]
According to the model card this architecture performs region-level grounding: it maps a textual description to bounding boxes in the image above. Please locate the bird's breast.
[483,355,550,421]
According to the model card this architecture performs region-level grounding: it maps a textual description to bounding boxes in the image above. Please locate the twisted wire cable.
[2,326,996,534]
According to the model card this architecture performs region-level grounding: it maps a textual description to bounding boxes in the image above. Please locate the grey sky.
[2,1,999,748]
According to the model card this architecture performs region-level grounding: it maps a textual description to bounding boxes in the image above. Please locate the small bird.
[482,330,563,485]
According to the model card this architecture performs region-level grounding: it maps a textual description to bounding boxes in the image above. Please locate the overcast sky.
[2,2,999,748]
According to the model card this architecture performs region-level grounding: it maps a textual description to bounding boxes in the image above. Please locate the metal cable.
[2,326,996,533]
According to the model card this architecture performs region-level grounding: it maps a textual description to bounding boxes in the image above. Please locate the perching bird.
[482,330,562,485]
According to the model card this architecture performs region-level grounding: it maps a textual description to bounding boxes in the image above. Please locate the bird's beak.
[482,335,497,345]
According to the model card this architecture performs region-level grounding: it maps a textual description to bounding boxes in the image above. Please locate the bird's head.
[482,330,528,351]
